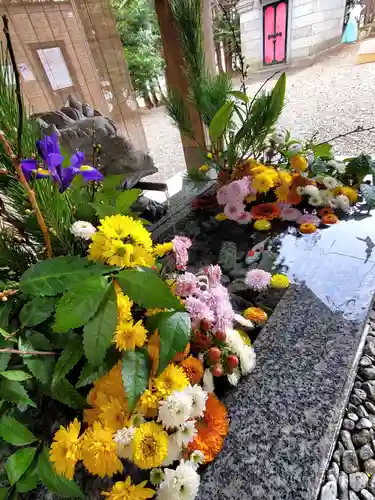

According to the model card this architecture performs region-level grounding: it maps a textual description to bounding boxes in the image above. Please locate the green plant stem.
[0,348,56,356]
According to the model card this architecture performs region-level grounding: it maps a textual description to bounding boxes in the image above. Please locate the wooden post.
[155,0,206,170]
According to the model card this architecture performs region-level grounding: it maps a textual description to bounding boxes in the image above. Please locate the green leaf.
[312,142,333,159]
[19,256,110,296]
[228,90,249,103]
[269,72,286,120]
[38,446,85,499]
[0,337,12,372]
[115,189,141,213]
[101,174,127,191]
[19,297,56,327]
[361,184,375,208]
[16,461,39,492]
[121,349,150,412]
[209,101,234,143]
[24,332,52,350]
[117,268,183,311]
[0,415,37,445]
[83,284,117,366]
[18,338,55,385]
[53,276,110,333]
[53,337,83,384]
[0,301,12,329]
[5,447,37,485]
[346,153,372,181]
[0,370,33,381]
[76,349,120,388]
[0,488,9,500]
[0,379,35,407]
[149,312,191,374]
[310,159,328,176]
[51,378,87,409]
[90,202,117,218]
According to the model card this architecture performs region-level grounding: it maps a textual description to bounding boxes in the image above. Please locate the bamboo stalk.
[0,348,56,356]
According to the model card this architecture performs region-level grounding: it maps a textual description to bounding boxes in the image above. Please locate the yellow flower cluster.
[102,477,155,500]
[270,274,290,289]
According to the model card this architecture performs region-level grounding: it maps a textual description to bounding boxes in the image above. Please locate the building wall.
[238,0,347,69]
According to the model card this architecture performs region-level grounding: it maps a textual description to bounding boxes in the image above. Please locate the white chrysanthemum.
[302,185,320,197]
[175,420,197,447]
[296,186,305,196]
[239,345,256,375]
[162,434,182,466]
[202,369,214,393]
[158,391,192,429]
[70,220,96,240]
[319,189,334,205]
[157,460,200,500]
[322,176,338,190]
[182,385,207,418]
[332,194,350,212]
[225,328,245,355]
[113,426,135,459]
[189,450,205,469]
[328,160,346,174]
[150,468,165,486]
[272,129,287,144]
[308,194,323,207]
[233,313,254,329]
[288,143,302,154]
[227,368,241,386]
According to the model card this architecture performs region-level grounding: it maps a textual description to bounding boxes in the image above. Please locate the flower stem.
[0,348,56,356]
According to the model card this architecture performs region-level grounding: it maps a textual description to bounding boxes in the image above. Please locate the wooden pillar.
[155,0,206,170]
[203,0,216,73]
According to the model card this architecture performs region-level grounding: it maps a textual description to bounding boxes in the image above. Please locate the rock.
[333,450,342,465]
[360,357,373,367]
[320,481,337,500]
[339,471,349,500]
[352,395,364,405]
[358,406,370,419]
[342,431,356,450]
[364,383,375,402]
[343,419,356,431]
[228,280,247,294]
[365,342,375,357]
[328,462,340,481]
[369,474,375,495]
[365,402,375,414]
[349,493,360,500]
[357,418,373,430]
[358,444,374,461]
[218,241,237,272]
[342,450,360,473]
[355,389,368,401]
[228,264,247,279]
[369,310,375,321]
[349,413,360,422]
[361,490,375,500]
[350,472,369,492]
[365,459,375,475]
[363,367,375,380]
[352,430,372,448]
[221,274,230,286]
[349,403,360,413]
[368,415,375,427]
[356,381,365,389]
[337,442,345,455]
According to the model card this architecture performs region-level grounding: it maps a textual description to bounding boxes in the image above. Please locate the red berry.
[227,355,239,369]
[214,330,226,342]
[211,364,224,377]
[201,318,212,332]
[208,347,221,363]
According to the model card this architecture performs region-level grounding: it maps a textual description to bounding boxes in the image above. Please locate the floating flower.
[331,194,350,212]
[252,173,275,193]
[114,426,135,459]
[251,203,280,220]
[334,186,358,205]
[319,207,334,217]
[154,364,189,398]
[299,223,317,234]
[215,212,228,221]
[297,214,320,226]
[102,477,155,500]
[175,420,197,447]
[81,422,123,477]
[50,419,81,480]
[153,242,173,257]
[245,269,272,291]
[70,221,96,240]
[244,307,268,324]
[114,319,147,351]
[280,206,302,222]
[157,460,200,500]
[158,391,193,429]
[133,422,168,469]
[321,213,339,225]
[183,384,208,418]
[180,356,204,385]
[172,236,192,271]
[270,274,290,289]
[253,219,271,231]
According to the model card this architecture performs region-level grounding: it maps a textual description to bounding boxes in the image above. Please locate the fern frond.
[164,88,194,137]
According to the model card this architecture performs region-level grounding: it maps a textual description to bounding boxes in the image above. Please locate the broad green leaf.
[0,371,32,381]
[149,312,191,374]
[0,337,12,372]
[0,488,9,500]
[19,297,56,327]
[346,153,371,181]
[83,285,117,366]
[38,447,85,499]
[0,379,35,407]
[117,268,184,311]
[5,447,37,485]
[209,101,234,143]
[24,332,52,350]
[269,72,286,121]
[90,202,117,218]
[18,338,55,385]
[101,174,127,191]
[0,301,12,329]
[51,378,87,409]
[54,276,110,333]
[53,337,83,384]
[361,184,375,208]
[312,143,333,159]
[16,461,39,493]
[228,90,249,103]
[310,159,328,176]
[122,349,150,412]
[20,256,110,296]
[115,189,142,213]
[0,415,37,445]
[76,349,120,388]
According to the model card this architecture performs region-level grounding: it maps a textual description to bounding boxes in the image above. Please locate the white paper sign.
[18,63,35,82]
[37,47,73,90]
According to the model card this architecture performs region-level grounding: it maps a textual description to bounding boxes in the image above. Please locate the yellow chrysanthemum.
[81,422,123,477]
[153,363,189,398]
[253,219,271,231]
[249,165,268,176]
[102,477,155,500]
[145,308,168,316]
[245,193,257,203]
[334,186,358,205]
[114,319,148,351]
[199,164,209,173]
[114,282,133,323]
[278,171,292,185]
[137,389,159,417]
[50,419,81,480]
[153,242,173,257]
[252,173,275,193]
[98,215,152,248]
[215,213,228,221]
[91,363,124,401]
[98,396,129,431]
[275,183,290,202]
[244,307,268,324]
[132,422,168,469]
[270,274,290,289]
[290,155,308,172]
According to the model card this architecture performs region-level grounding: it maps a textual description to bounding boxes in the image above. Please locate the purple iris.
[21,133,103,192]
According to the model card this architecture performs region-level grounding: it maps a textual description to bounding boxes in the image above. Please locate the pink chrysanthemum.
[185,296,215,329]
[280,207,302,222]
[172,236,192,270]
[175,272,200,297]
[204,265,222,286]
[224,202,246,221]
[245,269,272,291]
[296,214,320,226]
[236,211,253,225]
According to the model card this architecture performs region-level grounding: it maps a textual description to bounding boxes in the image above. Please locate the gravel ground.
[142,43,375,182]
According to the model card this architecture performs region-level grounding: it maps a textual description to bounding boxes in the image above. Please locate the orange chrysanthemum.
[187,393,229,463]
[319,207,334,217]
[180,355,204,384]
[322,214,339,225]
[173,342,191,363]
[299,223,317,234]
[243,307,268,324]
[250,203,280,221]
[288,174,313,205]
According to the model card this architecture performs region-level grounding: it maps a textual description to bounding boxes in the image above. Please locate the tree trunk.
[151,90,160,107]
[224,37,232,74]
[215,40,224,73]
[142,90,154,109]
